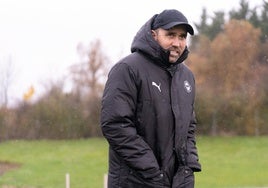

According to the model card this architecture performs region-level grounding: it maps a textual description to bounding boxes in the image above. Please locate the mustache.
[163,47,179,53]
[168,46,180,51]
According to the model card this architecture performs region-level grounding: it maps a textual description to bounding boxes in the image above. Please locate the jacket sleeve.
[186,110,202,172]
[100,62,161,179]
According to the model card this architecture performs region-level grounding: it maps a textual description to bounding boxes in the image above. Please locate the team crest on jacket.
[184,80,192,93]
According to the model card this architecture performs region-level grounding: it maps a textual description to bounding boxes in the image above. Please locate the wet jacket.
[100,14,201,188]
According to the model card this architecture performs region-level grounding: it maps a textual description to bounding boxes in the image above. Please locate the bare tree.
[67,39,110,136]
[70,39,109,98]
[0,55,15,108]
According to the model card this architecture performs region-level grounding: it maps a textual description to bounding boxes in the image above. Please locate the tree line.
[188,0,268,135]
[0,0,267,140]
[0,40,107,140]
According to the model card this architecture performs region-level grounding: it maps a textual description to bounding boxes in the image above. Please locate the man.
[100,9,201,188]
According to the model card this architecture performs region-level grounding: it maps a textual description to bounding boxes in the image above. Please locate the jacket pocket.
[126,170,165,188]
[172,166,194,188]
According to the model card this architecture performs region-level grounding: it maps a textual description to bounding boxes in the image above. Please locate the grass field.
[0,136,267,188]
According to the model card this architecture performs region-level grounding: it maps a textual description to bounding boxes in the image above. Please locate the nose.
[172,36,182,47]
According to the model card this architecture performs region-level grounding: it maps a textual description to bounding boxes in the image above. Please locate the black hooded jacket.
[101,14,201,188]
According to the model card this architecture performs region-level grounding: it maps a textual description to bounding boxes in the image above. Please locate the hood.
[131,15,189,68]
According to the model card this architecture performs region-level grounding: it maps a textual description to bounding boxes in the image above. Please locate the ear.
[151,30,157,40]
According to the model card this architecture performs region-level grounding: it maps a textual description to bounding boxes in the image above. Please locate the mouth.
[169,50,180,57]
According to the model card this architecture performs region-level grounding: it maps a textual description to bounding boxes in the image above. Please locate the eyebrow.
[180,33,187,38]
[167,30,187,37]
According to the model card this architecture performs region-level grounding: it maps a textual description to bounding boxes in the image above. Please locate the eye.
[180,34,187,39]
[166,32,187,40]
[166,32,177,38]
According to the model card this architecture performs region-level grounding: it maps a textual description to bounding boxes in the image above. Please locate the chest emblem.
[152,81,161,92]
[184,80,192,93]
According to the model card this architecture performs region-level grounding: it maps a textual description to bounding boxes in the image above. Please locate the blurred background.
[1,0,268,187]
[0,0,267,139]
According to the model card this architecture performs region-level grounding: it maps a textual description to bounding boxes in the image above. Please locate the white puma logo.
[152,82,161,92]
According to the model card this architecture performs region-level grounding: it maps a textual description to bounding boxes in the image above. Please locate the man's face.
[152,25,187,63]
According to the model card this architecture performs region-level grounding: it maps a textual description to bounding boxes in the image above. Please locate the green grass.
[195,136,268,188]
[0,136,268,188]
[0,138,108,188]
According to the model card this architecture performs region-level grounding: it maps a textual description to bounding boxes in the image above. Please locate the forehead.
[168,25,187,33]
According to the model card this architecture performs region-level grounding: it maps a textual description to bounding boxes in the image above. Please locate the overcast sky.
[0,0,264,106]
